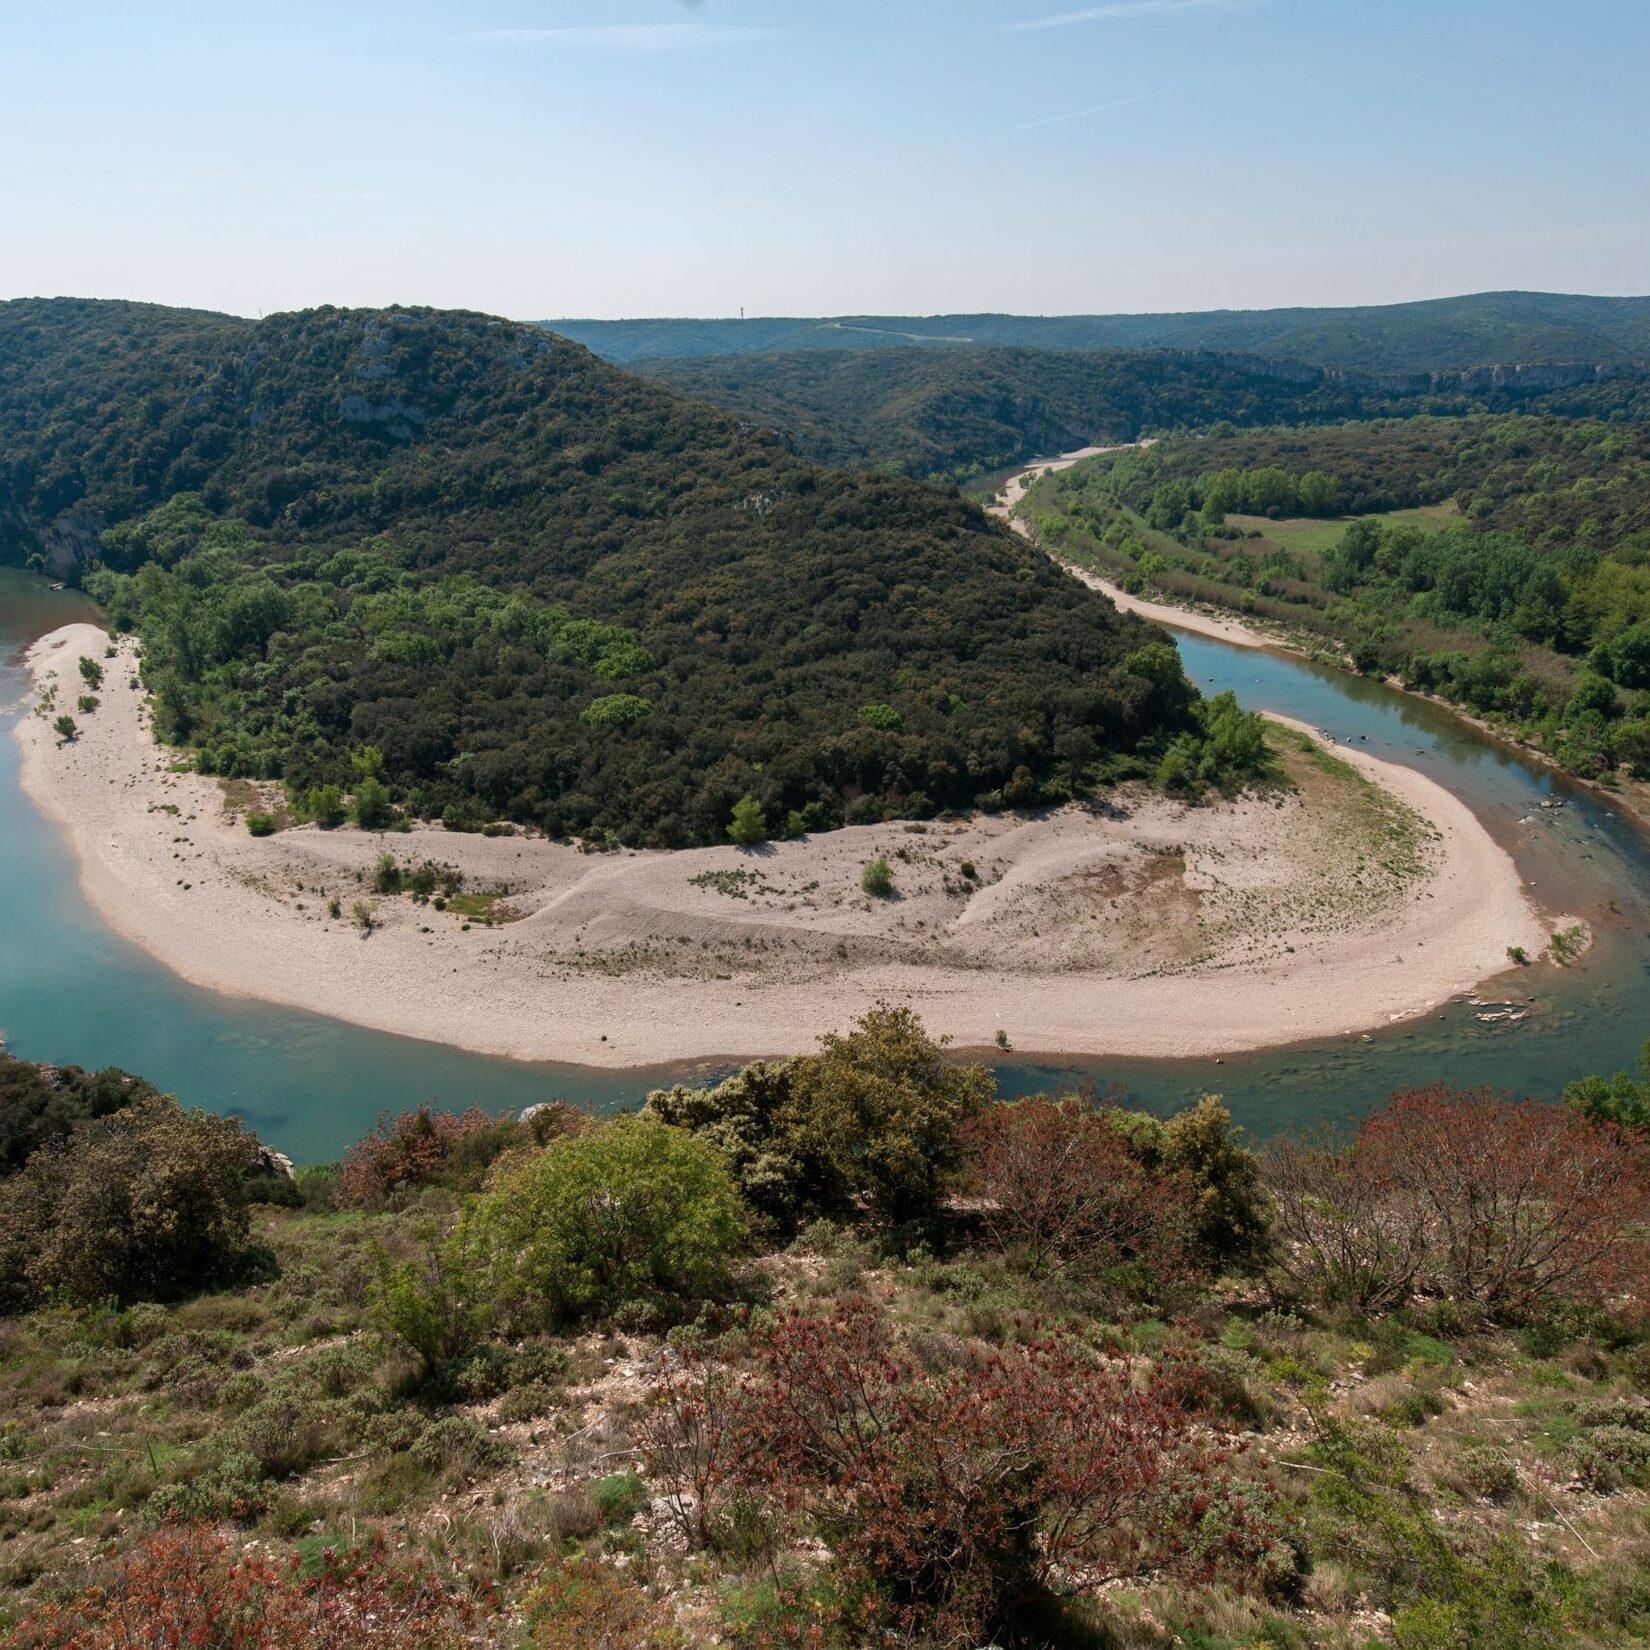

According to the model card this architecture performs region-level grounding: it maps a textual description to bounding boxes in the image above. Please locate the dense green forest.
[1023,416,1650,778]
[2,1025,1649,1648]
[547,290,1650,370]
[640,345,1650,483]
[1,298,1272,847]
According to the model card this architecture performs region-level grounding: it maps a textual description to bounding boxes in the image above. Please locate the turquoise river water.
[2,566,1645,1163]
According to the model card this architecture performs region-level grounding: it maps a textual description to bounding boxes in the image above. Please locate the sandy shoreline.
[14,623,1552,1069]
[988,444,1274,649]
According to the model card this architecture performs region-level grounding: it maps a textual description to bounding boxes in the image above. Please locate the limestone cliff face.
[0,504,105,578]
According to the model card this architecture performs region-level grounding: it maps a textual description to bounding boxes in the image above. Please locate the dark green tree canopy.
[0,298,1238,846]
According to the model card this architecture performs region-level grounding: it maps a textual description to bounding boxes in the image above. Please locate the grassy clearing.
[1269,725,1432,886]
[217,777,290,831]
[1226,501,1458,557]
[442,889,520,924]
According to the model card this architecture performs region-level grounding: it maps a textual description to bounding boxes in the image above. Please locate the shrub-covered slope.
[1,299,1214,846]
[3,1020,1649,1646]
[638,345,1383,479]
[641,345,1650,483]
[548,290,1650,371]
[1025,416,1650,780]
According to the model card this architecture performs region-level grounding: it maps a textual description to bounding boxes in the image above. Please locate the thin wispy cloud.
[471,24,780,52]
[1006,0,1247,31]
[919,87,1180,154]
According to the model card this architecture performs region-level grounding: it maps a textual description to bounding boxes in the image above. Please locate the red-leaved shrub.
[4,1523,481,1649]
[669,1299,1290,1645]
[335,1105,497,1208]
[523,1558,679,1649]
[1267,1085,1650,1320]
[636,1349,746,1551]
[962,1093,1197,1284]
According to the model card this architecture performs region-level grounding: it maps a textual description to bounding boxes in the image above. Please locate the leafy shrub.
[590,1470,647,1526]
[726,795,767,846]
[234,1394,349,1480]
[144,1449,272,1525]
[497,1381,562,1425]
[301,783,346,827]
[445,1339,568,1402]
[374,1221,494,1382]
[2,1522,480,1648]
[1571,1427,1650,1492]
[409,1415,511,1480]
[643,1061,802,1232]
[523,1558,678,1649]
[643,1006,991,1233]
[580,693,652,729]
[782,800,832,838]
[464,1114,747,1330]
[859,857,894,898]
[1565,1399,1650,1492]
[1114,1095,1271,1269]
[1564,1037,1650,1131]
[336,1105,501,1209]
[716,1574,869,1650]
[353,776,394,830]
[0,1095,264,1310]
[246,812,276,836]
[0,1051,161,1177]
[292,1163,340,1209]
[1451,1444,1520,1504]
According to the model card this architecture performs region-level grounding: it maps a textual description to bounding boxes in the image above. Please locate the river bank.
[995,446,1650,839]
[16,622,1552,1069]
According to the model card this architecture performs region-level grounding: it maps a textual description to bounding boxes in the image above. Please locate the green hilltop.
[0,297,1250,847]
[546,290,1650,372]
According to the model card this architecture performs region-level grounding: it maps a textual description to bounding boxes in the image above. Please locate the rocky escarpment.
[0,504,106,579]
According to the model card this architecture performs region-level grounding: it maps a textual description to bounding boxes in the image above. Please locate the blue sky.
[4,0,1646,319]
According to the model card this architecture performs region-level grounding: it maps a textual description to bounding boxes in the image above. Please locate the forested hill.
[640,347,1378,480]
[637,345,1650,483]
[0,297,1219,848]
[546,291,1650,372]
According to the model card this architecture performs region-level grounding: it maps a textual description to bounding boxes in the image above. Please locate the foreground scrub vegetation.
[0,1018,1648,1647]
[1027,416,1650,785]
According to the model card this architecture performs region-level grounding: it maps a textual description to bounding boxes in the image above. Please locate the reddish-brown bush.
[335,1105,498,1208]
[962,1093,1197,1283]
[1267,1085,1650,1320]
[523,1558,678,1649]
[4,1523,480,1649]
[721,1298,1290,1645]
[636,1349,746,1549]
[1265,1130,1427,1315]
